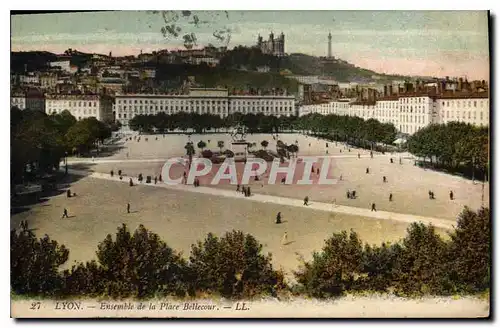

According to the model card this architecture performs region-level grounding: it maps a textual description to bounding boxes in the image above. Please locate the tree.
[217,140,225,153]
[294,230,364,298]
[95,224,188,298]
[188,231,285,298]
[261,140,269,150]
[447,207,490,293]
[11,228,69,296]
[393,223,449,295]
[197,140,207,152]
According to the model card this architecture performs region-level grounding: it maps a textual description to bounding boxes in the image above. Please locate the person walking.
[370,151,373,158]
[110,170,114,177]
[127,203,131,214]
[159,174,162,182]
[390,158,393,164]
[352,190,356,199]
[383,176,387,183]
[389,193,393,202]
[236,184,241,192]
[449,190,454,200]
[242,186,246,196]
[347,190,351,199]
[129,178,134,187]
[154,176,158,184]
[358,153,360,159]
[371,203,377,212]
[366,168,369,174]
[339,174,343,181]
[276,212,282,224]
[62,208,69,218]
[304,196,309,206]
[247,186,251,197]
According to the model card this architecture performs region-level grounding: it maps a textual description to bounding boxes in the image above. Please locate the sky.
[11,11,490,80]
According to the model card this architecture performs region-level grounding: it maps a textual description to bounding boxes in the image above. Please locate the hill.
[219,47,414,83]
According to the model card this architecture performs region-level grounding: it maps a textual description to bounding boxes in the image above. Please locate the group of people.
[347,190,357,199]
[236,184,252,197]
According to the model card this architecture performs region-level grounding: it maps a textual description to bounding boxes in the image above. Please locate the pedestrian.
[431,191,435,199]
[383,176,387,183]
[127,203,131,214]
[339,174,343,181]
[242,186,246,196]
[281,177,286,184]
[370,151,373,158]
[366,168,369,174]
[118,169,122,176]
[67,189,72,198]
[358,153,360,159]
[159,174,162,182]
[348,148,351,152]
[247,186,251,197]
[326,150,329,154]
[154,176,158,184]
[347,190,351,199]
[62,208,69,218]
[304,196,309,206]
[389,193,393,202]
[276,212,282,224]
[340,149,342,153]
[352,190,356,198]
[119,175,123,180]
[390,158,393,164]
[129,178,134,187]
[110,170,114,177]
[282,232,288,245]
[399,157,402,165]
[371,203,377,212]
[449,190,454,200]
[236,184,241,192]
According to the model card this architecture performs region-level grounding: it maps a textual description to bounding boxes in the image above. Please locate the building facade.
[299,92,489,135]
[114,88,295,126]
[45,94,114,121]
[257,32,285,57]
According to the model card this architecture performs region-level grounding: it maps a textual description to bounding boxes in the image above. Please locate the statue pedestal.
[231,141,250,160]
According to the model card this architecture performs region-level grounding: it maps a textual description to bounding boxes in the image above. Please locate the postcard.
[10,10,490,318]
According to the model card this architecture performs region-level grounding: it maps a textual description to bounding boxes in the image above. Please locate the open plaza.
[11,132,489,281]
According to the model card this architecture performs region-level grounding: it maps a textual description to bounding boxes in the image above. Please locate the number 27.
[30,302,41,310]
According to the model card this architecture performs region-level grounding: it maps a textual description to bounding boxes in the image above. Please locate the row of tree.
[11,207,489,299]
[11,107,113,185]
[298,113,398,148]
[128,112,297,134]
[128,112,397,148]
[407,122,489,174]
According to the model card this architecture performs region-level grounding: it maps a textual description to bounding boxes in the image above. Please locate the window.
[480,112,484,120]
[474,101,477,107]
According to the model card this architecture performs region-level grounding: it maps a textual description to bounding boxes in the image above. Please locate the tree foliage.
[188,230,285,298]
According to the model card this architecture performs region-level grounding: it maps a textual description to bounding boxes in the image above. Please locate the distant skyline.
[11,11,490,80]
